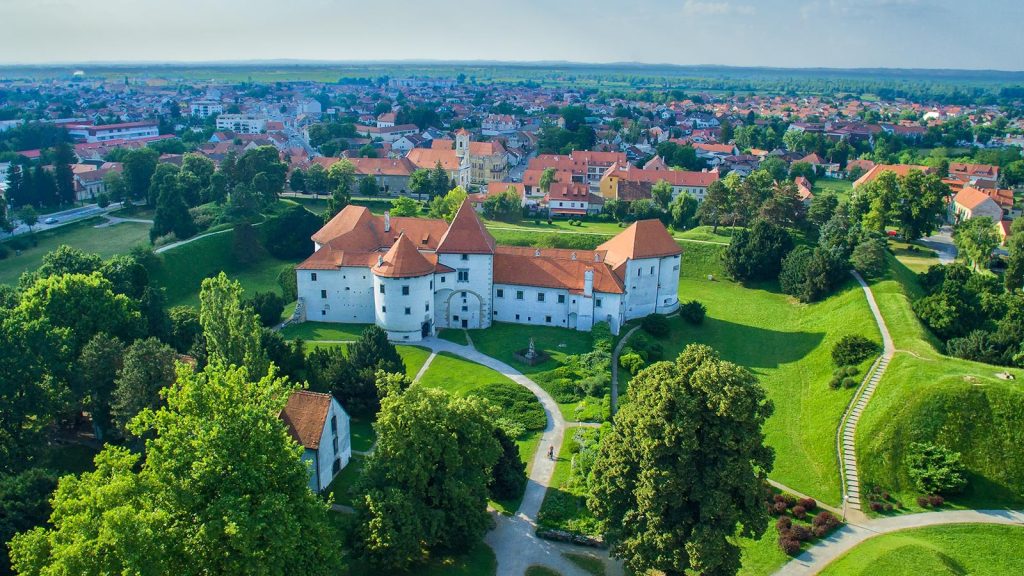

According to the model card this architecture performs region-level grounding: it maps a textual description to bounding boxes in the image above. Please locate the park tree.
[261,203,320,259]
[327,159,357,195]
[539,167,557,194]
[110,337,178,435]
[358,176,380,197]
[16,206,38,233]
[427,186,469,221]
[429,162,452,198]
[651,179,673,210]
[390,195,420,217]
[75,332,126,440]
[696,179,731,232]
[758,181,804,228]
[851,237,888,279]
[0,308,71,472]
[305,163,329,196]
[806,193,838,232]
[31,165,58,207]
[18,272,144,354]
[148,163,181,207]
[180,153,215,191]
[199,272,267,374]
[168,305,202,354]
[0,468,59,575]
[954,216,999,271]
[344,325,405,414]
[669,191,698,230]
[589,344,774,576]
[861,170,947,240]
[788,161,816,182]
[38,245,102,278]
[236,146,287,195]
[759,156,789,182]
[289,167,306,193]
[354,385,500,570]
[1005,218,1024,292]
[408,168,431,201]
[53,142,76,206]
[481,187,522,222]
[778,246,841,303]
[489,428,527,501]
[121,147,159,203]
[151,177,197,242]
[9,363,342,576]
[723,219,794,283]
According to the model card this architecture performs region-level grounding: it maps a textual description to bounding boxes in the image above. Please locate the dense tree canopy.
[589,344,774,576]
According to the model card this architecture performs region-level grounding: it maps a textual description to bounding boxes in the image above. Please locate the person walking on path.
[548,445,555,460]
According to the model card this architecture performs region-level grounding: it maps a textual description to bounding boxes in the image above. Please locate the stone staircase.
[839,352,892,510]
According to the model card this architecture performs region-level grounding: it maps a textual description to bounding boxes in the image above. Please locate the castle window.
[457,269,469,282]
[382,306,386,312]
[650,266,655,274]
[496,288,504,298]
[461,254,469,261]
[426,303,430,312]
[537,293,545,302]
[441,276,446,283]
[379,284,385,294]
[558,295,565,304]
[404,307,411,315]
[402,285,410,295]
[516,290,524,300]
[545,316,552,323]
[311,272,317,281]
[515,314,520,320]
[320,289,327,299]
[596,298,603,307]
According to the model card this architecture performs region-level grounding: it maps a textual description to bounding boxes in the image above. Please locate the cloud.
[681,1,756,16]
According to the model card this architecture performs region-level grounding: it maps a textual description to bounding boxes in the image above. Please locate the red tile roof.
[372,233,436,278]
[493,246,624,294]
[598,219,681,266]
[280,391,331,450]
[436,200,496,254]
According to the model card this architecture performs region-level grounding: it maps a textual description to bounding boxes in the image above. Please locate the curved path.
[417,337,623,576]
[773,509,1024,575]
[838,271,895,514]
[610,324,641,415]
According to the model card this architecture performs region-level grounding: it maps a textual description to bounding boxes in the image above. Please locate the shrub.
[842,376,859,389]
[798,498,817,511]
[629,332,663,362]
[869,501,884,512]
[792,505,807,520]
[884,503,894,512]
[776,516,792,532]
[916,496,931,508]
[907,442,967,495]
[772,500,789,515]
[779,245,843,303]
[548,378,583,404]
[791,524,811,541]
[278,266,298,301]
[619,352,646,374]
[247,291,285,327]
[778,536,801,555]
[641,313,670,336]
[591,321,613,353]
[832,335,880,366]
[928,494,945,507]
[812,511,839,532]
[478,382,546,432]
[678,300,707,325]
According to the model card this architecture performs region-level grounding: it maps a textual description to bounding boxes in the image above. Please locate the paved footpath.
[418,337,624,576]
[773,509,1024,575]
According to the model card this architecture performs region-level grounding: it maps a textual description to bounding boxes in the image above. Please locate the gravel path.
[610,324,641,415]
[773,509,1024,575]
[417,337,622,576]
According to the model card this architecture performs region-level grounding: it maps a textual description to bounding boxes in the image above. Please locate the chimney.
[384,210,391,232]
[584,268,594,297]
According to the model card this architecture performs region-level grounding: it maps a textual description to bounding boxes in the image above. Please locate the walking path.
[417,337,622,576]
[412,351,436,383]
[838,271,895,514]
[95,214,153,227]
[610,324,641,415]
[154,226,233,254]
[773,509,1024,576]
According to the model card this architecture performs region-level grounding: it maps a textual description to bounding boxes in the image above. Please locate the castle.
[296,200,682,342]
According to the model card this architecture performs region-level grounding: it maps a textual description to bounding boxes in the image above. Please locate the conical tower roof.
[373,233,435,278]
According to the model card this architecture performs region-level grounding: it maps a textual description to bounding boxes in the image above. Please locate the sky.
[1,0,1022,70]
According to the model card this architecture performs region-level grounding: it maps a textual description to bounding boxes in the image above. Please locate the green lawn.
[151,230,299,307]
[674,225,735,244]
[398,345,432,379]
[438,328,469,346]
[325,455,365,507]
[812,178,854,202]
[819,524,1024,576]
[0,218,151,285]
[890,240,940,274]
[465,322,597,421]
[349,418,375,453]
[281,322,374,341]
[857,255,1024,511]
[536,427,601,537]
[655,244,879,505]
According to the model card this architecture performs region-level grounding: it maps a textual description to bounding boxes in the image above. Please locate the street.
[4,202,121,237]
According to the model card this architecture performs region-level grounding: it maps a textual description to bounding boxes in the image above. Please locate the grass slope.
[857,255,1024,510]
[652,242,878,504]
[0,218,150,285]
[151,230,299,307]
[819,524,1024,576]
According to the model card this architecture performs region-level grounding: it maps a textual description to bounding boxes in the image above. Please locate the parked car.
[44,217,58,224]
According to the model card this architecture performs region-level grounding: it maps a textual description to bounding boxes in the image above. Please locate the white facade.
[190,101,223,118]
[216,114,267,134]
[300,397,351,493]
[67,122,160,143]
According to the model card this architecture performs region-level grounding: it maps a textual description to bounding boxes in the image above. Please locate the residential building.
[65,121,160,144]
[452,129,508,188]
[216,114,267,134]
[852,164,935,188]
[952,187,1004,223]
[295,201,681,339]
[189,100,223,118]
[599,162,719,202]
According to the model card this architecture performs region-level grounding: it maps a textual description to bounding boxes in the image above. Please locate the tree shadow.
[666,315,825,370]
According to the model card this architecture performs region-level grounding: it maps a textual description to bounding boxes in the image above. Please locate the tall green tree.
[589,344,774,576]
[539,167,557,194]
[52,142,76,206]
[10,363,342,576]
[355,385,500,570]
[121,147,159,203]
[198,272,267,374]
[75,332,126,441]
[1005,218,1024,292]
[110,337,178,435]
[651,179,673,210]
[151,178,196,242]
[429,161,451,198]
[723,219,794,283]
[669,191,698,230]
[954,216,999,271]
[0,468,59,575]
[696,180,731,233]
[427,186,468,221]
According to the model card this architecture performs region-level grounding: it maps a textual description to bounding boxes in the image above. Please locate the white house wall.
[298,268,375,323]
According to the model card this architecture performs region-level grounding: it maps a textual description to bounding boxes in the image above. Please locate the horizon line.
[0,58,1022,75]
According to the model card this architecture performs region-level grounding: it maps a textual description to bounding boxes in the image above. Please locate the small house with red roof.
[279,390,351,493]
